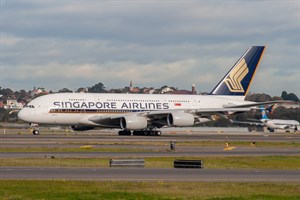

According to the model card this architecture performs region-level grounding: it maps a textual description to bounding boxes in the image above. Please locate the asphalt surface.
[1,167,299,182]
[1,129,299,182]
[1,130,300,142]
[1,147,300,158]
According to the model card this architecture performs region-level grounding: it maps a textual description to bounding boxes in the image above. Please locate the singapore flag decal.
[174,103,181,106]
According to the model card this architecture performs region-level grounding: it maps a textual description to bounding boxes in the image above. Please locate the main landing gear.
[118,130,162,136]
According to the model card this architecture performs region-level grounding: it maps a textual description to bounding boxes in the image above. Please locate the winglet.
[210,46,265,98]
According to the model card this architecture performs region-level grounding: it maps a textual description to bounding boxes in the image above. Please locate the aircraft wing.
[76,100,290,129]
[223,100,293,109]
[81,107,252,128]
[194,108,251,115]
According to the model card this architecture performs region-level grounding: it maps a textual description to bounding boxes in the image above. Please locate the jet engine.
[167,112,195,127]
[120,116,148,130]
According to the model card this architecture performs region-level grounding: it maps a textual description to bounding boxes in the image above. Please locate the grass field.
[0,180,299,200]
[1,156,299,169]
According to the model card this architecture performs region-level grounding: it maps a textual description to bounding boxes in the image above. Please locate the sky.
[0,0,299,96]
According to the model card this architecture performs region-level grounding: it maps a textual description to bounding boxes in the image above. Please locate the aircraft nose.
[18,109,27,122]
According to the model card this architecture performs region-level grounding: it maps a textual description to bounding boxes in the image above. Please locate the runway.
[0,167,299,182]
[1,130,300,142]
[1,147,299,158]
[1,130,300,157]
[1,129,299,182]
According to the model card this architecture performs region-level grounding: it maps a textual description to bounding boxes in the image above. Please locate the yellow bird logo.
[224,58,248,93]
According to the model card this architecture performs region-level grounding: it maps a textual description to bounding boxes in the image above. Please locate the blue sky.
[1,0,299,96]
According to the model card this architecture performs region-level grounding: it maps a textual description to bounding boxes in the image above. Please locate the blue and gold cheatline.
[210,46,265,96]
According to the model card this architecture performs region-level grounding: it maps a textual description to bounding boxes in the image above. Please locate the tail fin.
[266,104,277,115]
[259,105,269,120]
[210,46,265,98]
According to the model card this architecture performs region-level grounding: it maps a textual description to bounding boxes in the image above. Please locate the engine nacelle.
[167,112,195,127]
[120,116,147,130]
[71,125,94,131]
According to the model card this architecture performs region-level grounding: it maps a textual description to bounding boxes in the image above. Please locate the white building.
[6,99,23,109]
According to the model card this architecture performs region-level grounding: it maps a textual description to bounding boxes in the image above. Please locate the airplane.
[18,46,286,136]
[230,106,299,132]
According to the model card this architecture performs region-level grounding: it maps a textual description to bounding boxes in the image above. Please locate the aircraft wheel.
[118,131,125,136]
[32,130,40,135]
[120,131,130,136]
[144,131,152,136]
[156,131,162,136]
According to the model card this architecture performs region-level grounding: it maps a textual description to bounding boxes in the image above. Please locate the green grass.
[0,180,299,200]
[145,156,300,169]
[1,156,299,169]
[1,141,300,154]
[176,141,300,148]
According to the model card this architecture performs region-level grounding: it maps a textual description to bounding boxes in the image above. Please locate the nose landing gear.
[30,123,40,135]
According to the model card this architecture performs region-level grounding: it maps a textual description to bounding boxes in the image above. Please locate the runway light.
[251,142,256,147]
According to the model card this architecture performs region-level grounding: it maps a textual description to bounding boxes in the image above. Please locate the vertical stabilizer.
[210,46,265,98]
[260,105,269,120]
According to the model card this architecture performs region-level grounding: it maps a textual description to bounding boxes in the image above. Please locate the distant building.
[31,87,48,96]
[142,87,154,94]
[6,99,23,109]
[130,87,141,93]
[161,86,174,94]
[76,88,88,93]
[192,83,196,94]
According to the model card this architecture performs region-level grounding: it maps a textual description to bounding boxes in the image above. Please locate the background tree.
[88,82,106,93]
[58,88,73,93]
[281,91,299,101]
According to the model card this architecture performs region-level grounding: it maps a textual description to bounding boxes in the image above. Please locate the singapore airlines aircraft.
[18,46,282,136]
[231,106,299,132]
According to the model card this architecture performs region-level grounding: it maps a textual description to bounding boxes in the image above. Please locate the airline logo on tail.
[224,58,248,93]
[260,105,269,120]
[210,46,265,97]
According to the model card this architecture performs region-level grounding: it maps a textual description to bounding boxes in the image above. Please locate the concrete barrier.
[109,159,145,168]
[174,160,203,168]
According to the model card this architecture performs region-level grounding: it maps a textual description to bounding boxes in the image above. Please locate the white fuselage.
[18,93,248,126]
[261,119,299,130]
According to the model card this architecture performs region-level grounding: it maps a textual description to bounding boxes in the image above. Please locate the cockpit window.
[25,105,35,108]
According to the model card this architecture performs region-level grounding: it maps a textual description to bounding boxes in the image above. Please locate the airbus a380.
[18,46,283,136]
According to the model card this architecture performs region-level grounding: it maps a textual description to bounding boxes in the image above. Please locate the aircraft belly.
[48,113,83,125]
